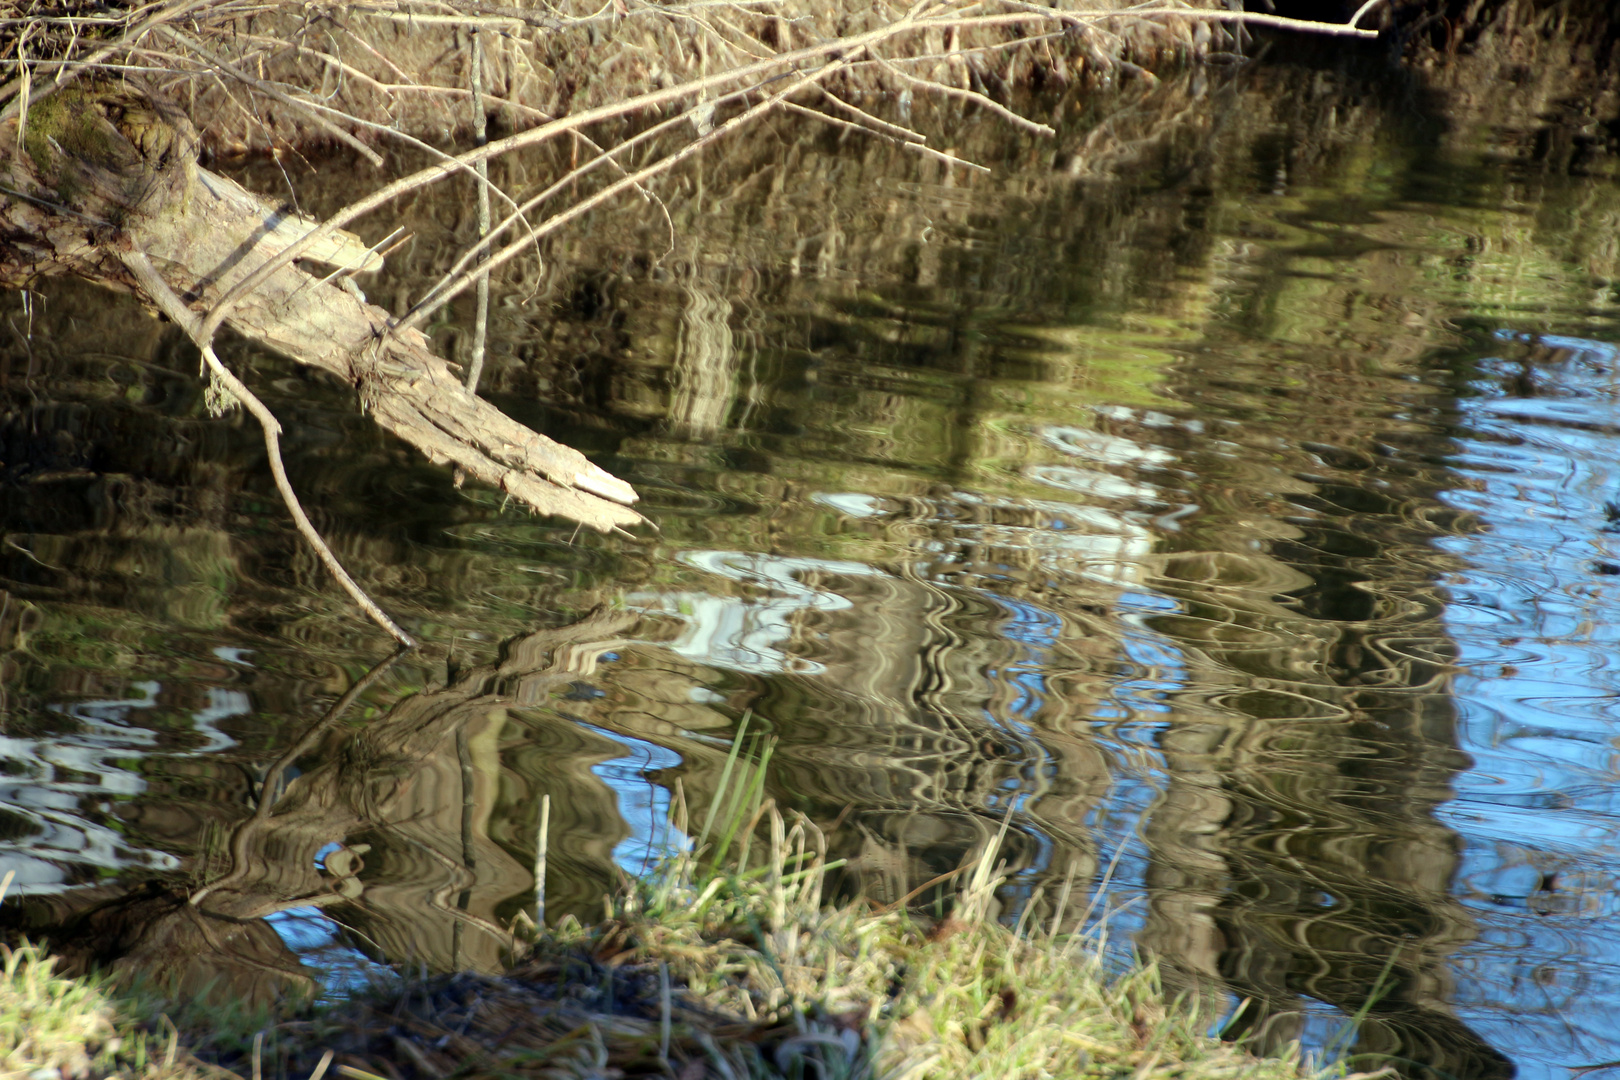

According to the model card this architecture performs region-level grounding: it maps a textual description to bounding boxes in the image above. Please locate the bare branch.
[870,50,1055,137]
[156,25,385,165]
[118,248,417,647]
[395,56,857,338]
[1350,0,1388,29]
[465,27,492,395]
[188,0,965,346]
[782,100,990,172]
[810,84,927,143]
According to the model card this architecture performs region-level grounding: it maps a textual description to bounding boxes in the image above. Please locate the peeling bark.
[1,78,641,533]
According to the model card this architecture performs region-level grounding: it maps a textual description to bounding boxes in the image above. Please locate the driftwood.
[0,78,641,539]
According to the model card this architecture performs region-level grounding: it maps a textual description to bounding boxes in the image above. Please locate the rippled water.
[5,44,1620,1079]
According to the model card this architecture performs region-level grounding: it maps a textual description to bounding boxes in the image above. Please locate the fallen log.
[1,77,640,639]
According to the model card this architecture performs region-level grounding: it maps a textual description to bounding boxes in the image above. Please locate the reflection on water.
[0,678,244,891]
[1441,333,1620,1071]
[6,41,1620,1079]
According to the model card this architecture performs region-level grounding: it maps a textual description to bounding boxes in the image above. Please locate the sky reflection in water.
[7,53,1620,1080]
[1441,333,1620,1079]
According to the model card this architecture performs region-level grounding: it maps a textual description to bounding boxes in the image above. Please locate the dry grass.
[1,0,1377,156]
[242,807,1362,1080]
[1,768,1385,1080]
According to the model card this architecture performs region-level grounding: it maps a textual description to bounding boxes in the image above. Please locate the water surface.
[5,44,1620,1079]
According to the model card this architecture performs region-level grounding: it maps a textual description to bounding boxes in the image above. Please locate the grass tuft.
[0,937,222,1080]
[2,940,123,1078]
[0,811,1385,1080]
[297,788,1375,1080]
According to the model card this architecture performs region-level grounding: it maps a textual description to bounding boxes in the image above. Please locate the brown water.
[5,42,1620,1079]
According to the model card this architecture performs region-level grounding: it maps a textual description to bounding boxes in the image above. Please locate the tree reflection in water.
[5,29,1620,1078]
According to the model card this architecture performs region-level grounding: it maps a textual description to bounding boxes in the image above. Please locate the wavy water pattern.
[0,682,245,893]
[9,51,1620,1080]
[1438,334,1620,1078]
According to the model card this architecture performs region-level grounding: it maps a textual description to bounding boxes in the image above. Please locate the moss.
[20,80,181,214]
[28,85,103,164]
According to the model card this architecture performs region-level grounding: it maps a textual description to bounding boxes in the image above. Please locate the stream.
[5,39,1620,1079]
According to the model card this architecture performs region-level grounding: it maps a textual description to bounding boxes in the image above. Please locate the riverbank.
[3,817,1370,1080]
[8,5,1617,1078]
[5,0,1344,156]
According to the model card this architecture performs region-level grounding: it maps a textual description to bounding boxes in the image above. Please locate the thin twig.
[465,27,491,395]
[1349,0,1388,29]
[395,57,853,336]
[870,50,1054,136]
[241,26,553,124]
[0,0,222,121]
[399,77,770,329]
[782,100,989,172]
[535,792,551,929]
[11,26,32,188]
[118,249,416,647]
[937,4,1379,39]
[266,88,540,228]
[185,0,949,345]
[352,0,783,29]
[156,24,385,165]
[811,83,926,142]
[880,28,1066,66]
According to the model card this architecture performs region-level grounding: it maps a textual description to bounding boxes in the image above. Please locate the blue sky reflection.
[1439,331,1620,1079]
